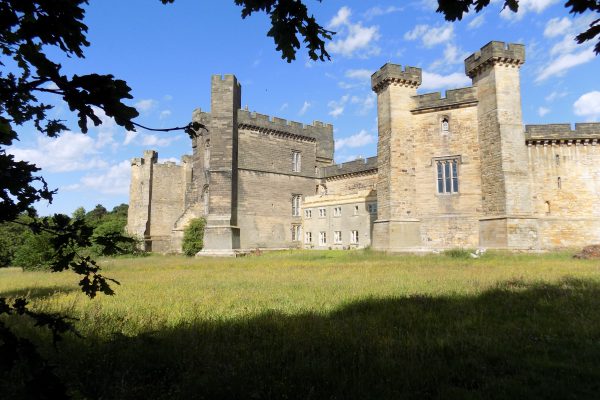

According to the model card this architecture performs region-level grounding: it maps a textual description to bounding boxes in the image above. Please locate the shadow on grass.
[10,277,600,399]
[1,286,77,300]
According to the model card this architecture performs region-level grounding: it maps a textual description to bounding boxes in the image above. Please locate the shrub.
[12,230,56,270]
[182,218,206,256]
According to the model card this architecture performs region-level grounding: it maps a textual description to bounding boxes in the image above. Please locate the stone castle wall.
[411,102,482,249]
[526,124,600,248]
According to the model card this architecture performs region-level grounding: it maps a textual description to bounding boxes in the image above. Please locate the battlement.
[320,156,378,179]
[237,109,332,141]
[371,63,422,93]
[412,87,478,113]
[465,41,525,78]
[211,74,241,89]
[525,123,600,143]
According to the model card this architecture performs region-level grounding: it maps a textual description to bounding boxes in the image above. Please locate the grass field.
[2,250,600,399]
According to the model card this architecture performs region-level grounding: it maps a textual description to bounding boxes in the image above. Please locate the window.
[367,203,377,214]
[333,206,341,217]
[292,224,301,241]
[305,231,312,244]
[334,231,342,243]
[557,177,561,189]
[436,158,459,194]
[319,232,327,245]
[555,154,560,166]
[305,209,312,219]
[292,195,302,216]
[292,151,301,172]
[354,205,359,215]
[350,230,359,244]
[441,118,449,133]
[319,208,326,218]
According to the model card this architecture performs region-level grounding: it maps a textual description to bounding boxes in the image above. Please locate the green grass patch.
[2,250,600,399]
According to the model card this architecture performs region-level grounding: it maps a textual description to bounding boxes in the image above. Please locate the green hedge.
[182,218,206,256]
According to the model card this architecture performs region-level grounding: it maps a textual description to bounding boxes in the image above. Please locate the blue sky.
[8,0,600,215]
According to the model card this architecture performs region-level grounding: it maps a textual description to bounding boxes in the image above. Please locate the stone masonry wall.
[528,139,600,248]
[324,171,377,195]
[412,104,483,248]
[147,162,187,252]
[236,127,319,248]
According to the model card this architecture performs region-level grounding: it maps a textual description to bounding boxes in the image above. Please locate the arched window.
[441,118,449,133]
[204,139,210,169]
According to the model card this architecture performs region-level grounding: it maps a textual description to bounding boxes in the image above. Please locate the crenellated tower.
[198,75,242,255]
[466,41,538,249]
[370,64,423,250]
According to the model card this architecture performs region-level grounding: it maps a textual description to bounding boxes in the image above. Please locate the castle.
[127,41,600,254]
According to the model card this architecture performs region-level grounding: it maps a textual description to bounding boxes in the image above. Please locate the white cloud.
[328,95,350,118]
[545,90,568,102]
[345,69,372,81]
[9,131,108,172]
[362,6,403,20]
[280,102,289,111]
[501,0,560,20]
[159,110,172,120]
[328,7,381,57]
[574,91,600,121]
[329,6,351,28]
[298,101,311,116]
[123,131,138,145]
[134,99,158,113]
[335,129,376,150]
[544,17,572,38]
[535,47,595,82]
[158,157,179,164]
[68,160,131,195]
[536,14,596,82]
[538,106,550,117]
[468,14,485,30]
[430,43,469,71]
[420,71,471,91]
[404,24,454,47]
[350,93,376,115]
[141,133,182,147]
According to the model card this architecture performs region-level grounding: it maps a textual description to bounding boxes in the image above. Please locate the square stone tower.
[370,64,423,250]
[466,41,539,249]
[199,75,242,255]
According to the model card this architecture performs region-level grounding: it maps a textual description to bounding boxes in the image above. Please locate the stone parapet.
[320,156,378,179]
[525,123,600,143]
[411,87,478,113]
[465,41,525,78]
[237,109,334,162]
[371,63,422,93]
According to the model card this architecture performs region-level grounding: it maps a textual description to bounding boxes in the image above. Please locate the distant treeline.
[0,204,140,269]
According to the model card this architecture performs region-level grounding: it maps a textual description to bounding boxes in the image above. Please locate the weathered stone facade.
[128,41,600,253]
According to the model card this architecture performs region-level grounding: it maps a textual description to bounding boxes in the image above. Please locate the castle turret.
[127,150,157,251]
[466,41,538,249]
[198,74,242,255]
[370,64,423,250]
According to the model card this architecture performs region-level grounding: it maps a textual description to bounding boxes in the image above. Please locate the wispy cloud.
[404,24,454,47]
[298,101,311,116]
[420,71,471,91]
[362,6,403,20]
[328,7,381,58]
[335,129,376,150]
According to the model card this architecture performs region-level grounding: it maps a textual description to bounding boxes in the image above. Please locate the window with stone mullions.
[436,159,459,194]
[292,151,301,172]
[292,195,302,216]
